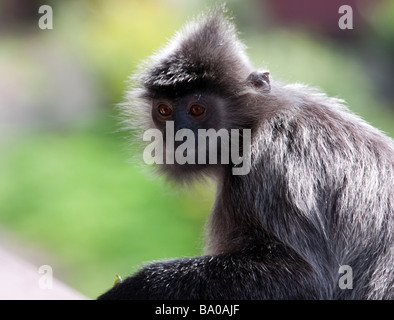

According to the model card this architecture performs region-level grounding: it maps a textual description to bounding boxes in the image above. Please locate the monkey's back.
[249,85,394,299]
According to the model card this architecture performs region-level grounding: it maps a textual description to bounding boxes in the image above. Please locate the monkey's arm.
[98,245,328,300]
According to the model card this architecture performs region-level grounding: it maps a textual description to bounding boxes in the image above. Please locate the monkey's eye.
[190,105,205,116]
[158,104,172,117]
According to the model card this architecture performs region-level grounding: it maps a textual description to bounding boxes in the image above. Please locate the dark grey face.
[150,92,229,172]
[151,92,225,135]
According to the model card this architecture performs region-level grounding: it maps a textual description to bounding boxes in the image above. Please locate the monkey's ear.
[247,71,270,92]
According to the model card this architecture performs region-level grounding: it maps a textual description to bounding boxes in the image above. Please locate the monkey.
[98,6,394,299]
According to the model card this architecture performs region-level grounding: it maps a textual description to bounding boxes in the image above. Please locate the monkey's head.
[125,6,270,181]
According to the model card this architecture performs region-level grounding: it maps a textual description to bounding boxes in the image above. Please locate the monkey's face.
[150,92,228,173]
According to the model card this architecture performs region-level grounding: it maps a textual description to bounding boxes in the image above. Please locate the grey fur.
[99,5,393,300]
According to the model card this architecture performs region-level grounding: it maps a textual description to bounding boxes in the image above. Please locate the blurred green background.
[0,0,393,298]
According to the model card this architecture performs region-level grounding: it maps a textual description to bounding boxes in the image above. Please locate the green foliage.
[371,0,394,52]
[55,0,183,102]
[0,116,212,297]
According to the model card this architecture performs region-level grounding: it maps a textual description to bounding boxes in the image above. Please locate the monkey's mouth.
[164,143,213,166]
[143,125,251,175]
